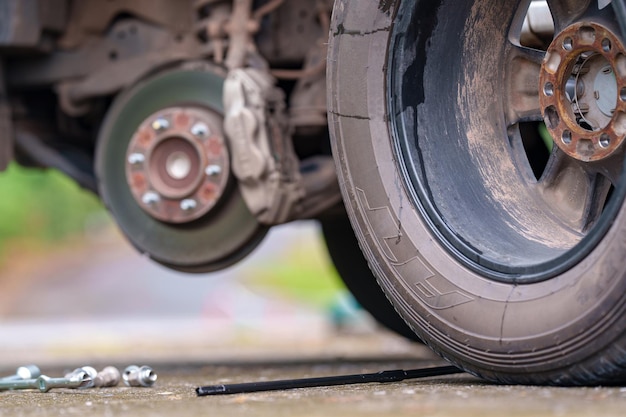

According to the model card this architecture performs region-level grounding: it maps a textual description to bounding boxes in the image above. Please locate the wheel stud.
[205,164,222,177]
[180,199,197,211]
[151,117,170,132]
[128,153,145,165]
[142,191,160,205]
[191,122,210,138]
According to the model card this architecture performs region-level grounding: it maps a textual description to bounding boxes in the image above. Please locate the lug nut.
[93,366,121,388]
[180,199,197,211]
[142,191,161,205]
[151,117,170,132]
[128,153,146,165]
[65,366,97,389]
[190,122,210,138]
[1,365,41,381]
[83,366,98,379]
[205,165,222,177]
[123,365,157,387]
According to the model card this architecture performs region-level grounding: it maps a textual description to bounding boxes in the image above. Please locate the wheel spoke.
[539,149,615,231]
[505,44,545,126]
[581,152,626,232]
[546,0,593,32]
[581,174,613,231]
[588,153,625,185]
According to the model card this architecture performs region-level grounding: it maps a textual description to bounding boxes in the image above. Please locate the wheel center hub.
[166,151,193,180]
[125,107,230,224]
[540,22,626,161]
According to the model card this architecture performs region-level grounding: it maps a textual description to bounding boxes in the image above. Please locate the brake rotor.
[96,67,267,272]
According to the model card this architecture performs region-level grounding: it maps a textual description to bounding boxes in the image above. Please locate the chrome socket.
[122,365,157,387]
[65,366,98,389]
[93,366,122,388]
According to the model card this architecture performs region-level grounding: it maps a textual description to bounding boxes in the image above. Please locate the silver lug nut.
[64,366,98,389]
[142,191,161,205]
[1,365,41,381]
[205,164,222,177]
[128,153,146,165]
[151,117,170,132]
[65,366,97,379]
[93,366,121,388]
[123,365,157,387]
[83,366,98,379]
[190,122,210,138]
[180,199,197,211]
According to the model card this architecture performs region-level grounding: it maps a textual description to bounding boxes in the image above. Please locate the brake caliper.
[223,68,305,225]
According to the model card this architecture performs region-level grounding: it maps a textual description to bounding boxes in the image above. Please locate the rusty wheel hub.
[125,107,230,223]
[540,22,626,162]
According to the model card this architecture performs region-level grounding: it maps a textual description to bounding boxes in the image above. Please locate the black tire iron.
[196,365,463,396]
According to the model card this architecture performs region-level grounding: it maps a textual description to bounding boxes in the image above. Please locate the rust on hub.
[539,22,626,162]
[125,107,230,224]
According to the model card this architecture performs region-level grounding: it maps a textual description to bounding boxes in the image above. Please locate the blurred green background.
[0,163,346,313]
[0,163,103,257]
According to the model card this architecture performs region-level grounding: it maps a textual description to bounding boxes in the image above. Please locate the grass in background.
[246,235,345,309]
[0,163,103,257]
[0,163,347,310]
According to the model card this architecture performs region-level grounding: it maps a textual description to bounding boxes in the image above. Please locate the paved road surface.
[1,345,626,417]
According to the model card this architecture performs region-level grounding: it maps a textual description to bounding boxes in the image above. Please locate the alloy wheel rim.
[388,0,626,283]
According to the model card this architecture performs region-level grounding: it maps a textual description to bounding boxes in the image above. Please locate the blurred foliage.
[0,163,346,308]
[0,163,103,252]
[538,122,554,152]
[247,235,344,309]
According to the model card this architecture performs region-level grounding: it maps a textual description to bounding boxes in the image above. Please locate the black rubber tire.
[328,0,626,385]
[321,210,421,341]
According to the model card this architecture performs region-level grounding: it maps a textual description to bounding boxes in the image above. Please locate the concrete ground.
[1,221,626,416]
[1,340,626,417]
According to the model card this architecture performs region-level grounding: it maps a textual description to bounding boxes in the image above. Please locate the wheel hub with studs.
[125,107,230,223]
[539,22,626,162]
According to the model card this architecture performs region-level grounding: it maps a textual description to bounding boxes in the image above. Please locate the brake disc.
[96,66,267,272]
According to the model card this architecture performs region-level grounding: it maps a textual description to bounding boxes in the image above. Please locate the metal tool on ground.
[196,365,464,396]
[65,366,98,388]
[123,365,157,387]
[0,365,41,381]
[0,371,93,393]
[93,366,121,388]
